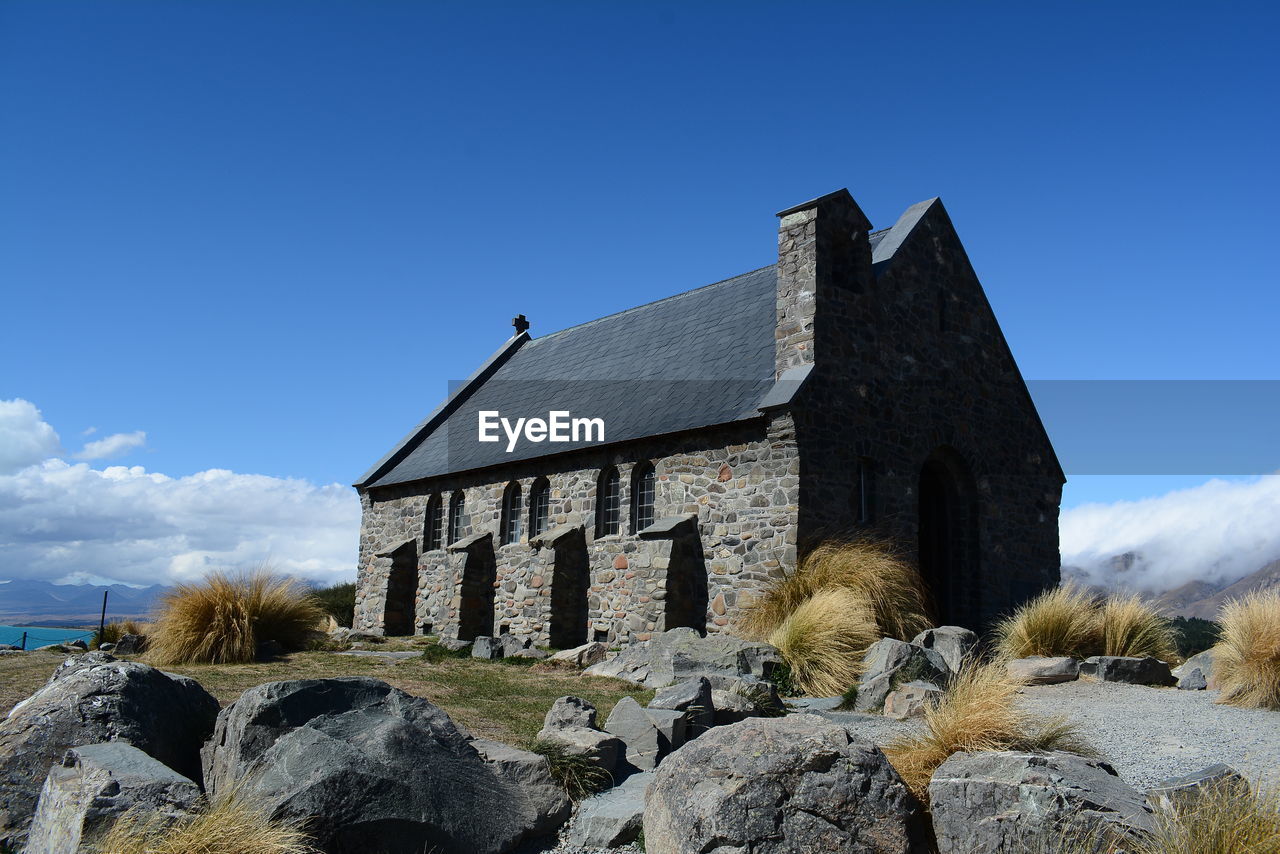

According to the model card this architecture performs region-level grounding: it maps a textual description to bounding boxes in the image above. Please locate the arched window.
[596,466,621,535]
[630,462,656,533]
[448,491,466,545]
[501,482,522,545]
[529,477,551,537]
[424,495,444,551]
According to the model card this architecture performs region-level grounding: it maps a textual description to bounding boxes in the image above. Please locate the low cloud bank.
[1060,475,1280,592]
[0,399,359,587]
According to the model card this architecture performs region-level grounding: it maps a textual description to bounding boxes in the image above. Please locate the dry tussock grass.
[737,539,931,695]
[147,571,325,666]
[1100,593,1179,663]
[99,794,317,854]
[767,588,880,697]
[994,583,1101,659]
[884,660,1094,801]
[1214,589,1280,710]
[996,584,1178,664]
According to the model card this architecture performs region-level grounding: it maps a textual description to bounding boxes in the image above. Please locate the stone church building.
[352,189,1063,646]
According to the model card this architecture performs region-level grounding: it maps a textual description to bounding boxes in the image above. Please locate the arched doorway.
[917,447,980,629]
[383,542,418,636]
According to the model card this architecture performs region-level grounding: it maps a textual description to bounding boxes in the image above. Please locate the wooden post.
[98,590,109,647]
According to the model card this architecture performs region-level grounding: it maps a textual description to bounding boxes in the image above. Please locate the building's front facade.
[353,189,1065,645]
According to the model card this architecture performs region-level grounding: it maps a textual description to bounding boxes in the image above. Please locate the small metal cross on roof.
[512,314,530,334]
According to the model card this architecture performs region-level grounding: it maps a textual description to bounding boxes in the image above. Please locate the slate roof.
[359,218,908,489]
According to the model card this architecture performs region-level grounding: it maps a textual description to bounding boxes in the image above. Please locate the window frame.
[448,491,465,545]
[630,462,656,533]
[529,477,551,537]
[424,495,444,551]
[596,466,621,536]
[501,482,522,545]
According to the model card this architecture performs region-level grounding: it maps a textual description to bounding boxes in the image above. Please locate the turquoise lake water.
[0,625,96,648]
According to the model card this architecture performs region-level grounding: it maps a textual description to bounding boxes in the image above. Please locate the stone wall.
[355,416,799,645]
[777,193,1063,630]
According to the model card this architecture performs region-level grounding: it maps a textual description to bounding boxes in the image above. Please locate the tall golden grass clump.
[1100,593,1179,663]
[147,571,325,666]
[994,583,1102,660]
[99,795,317,854]
[737,539,932,695]
[884,660,1094,801]
[1213,589,1280,710]
[1137,779,1280,854]
[997,583,1180,663]
[767,588,881,697]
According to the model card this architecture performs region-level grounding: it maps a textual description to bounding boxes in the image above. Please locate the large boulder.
[929,750,1155,853]
[536,697,624,774]
[910,626,978,674]
[469,738,571,836]
[1006,656,1081,685]
[1172,649,1216,691]
[113,633,147,656]
[27,742,203,854]
[643,714,924,854]
[584,628,782,688]
[604,697,682,772]
[568,770,651,848]
[854,643,948,713]
[201,677,564,854]
[0,652,218,849]
[1146,763,1248,814]
[882,681,943,720]
[648,676,714,737]
[550,642,608,668]
[1080,656,1176,686]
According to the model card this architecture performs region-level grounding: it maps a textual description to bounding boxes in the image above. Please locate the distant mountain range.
[1150,559,1280,620]
[1064,557,1280,621]
[0,579,170,626]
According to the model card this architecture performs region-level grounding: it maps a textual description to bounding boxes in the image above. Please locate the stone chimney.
[774,189,875,379]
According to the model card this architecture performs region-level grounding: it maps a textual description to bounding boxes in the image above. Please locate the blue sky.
[1,2,1277,587]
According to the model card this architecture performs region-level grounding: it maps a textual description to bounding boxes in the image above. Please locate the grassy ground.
[0,643,651,749]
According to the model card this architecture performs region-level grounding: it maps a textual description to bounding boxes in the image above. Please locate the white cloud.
[81,426,98,437]
[74,430,147,461]
[0,400,63,474]
[0,399,359,586]
[1061,475,1280,592]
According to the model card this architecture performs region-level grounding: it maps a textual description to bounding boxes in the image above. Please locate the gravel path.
[1016,681,1280,790]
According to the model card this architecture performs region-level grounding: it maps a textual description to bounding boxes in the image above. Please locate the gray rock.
[1007,656,1081,685]
[35,643,69,652]
[701,673,785,714]
[549,641,608,667]
[535,726,623,774]
[113,633,146,655]
[883,681,943,720]
[911,626,978,674]
[644,714,924,854]
[543,696,598,731]
[583,627,782,688]
[1146,763,1248,814]
[709,688,758,725]
[470,738,572,836]
[201,677,560,854]
[472,636,502,660]
[500,634,531,657]
[0,644,19,651]
[1080,656,1176,686]
[0,652,218,850]
[568,770,652,848]
[67,639,89,651]
[437,637,472,652]
[643,708,687,754]
[511,647,549,660]
[604,697,666,771]
[648,676,713,736]
[97,643,116,653]
[1173,649,1216,690]
[862,638,916,678]
[929,750,1154,853]
[853,672,895,713]
[27,743,202,854]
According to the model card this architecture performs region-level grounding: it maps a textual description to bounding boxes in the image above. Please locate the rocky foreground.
[0,628,1272,854]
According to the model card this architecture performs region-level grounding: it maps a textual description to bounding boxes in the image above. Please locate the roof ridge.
[530,264,777,344]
